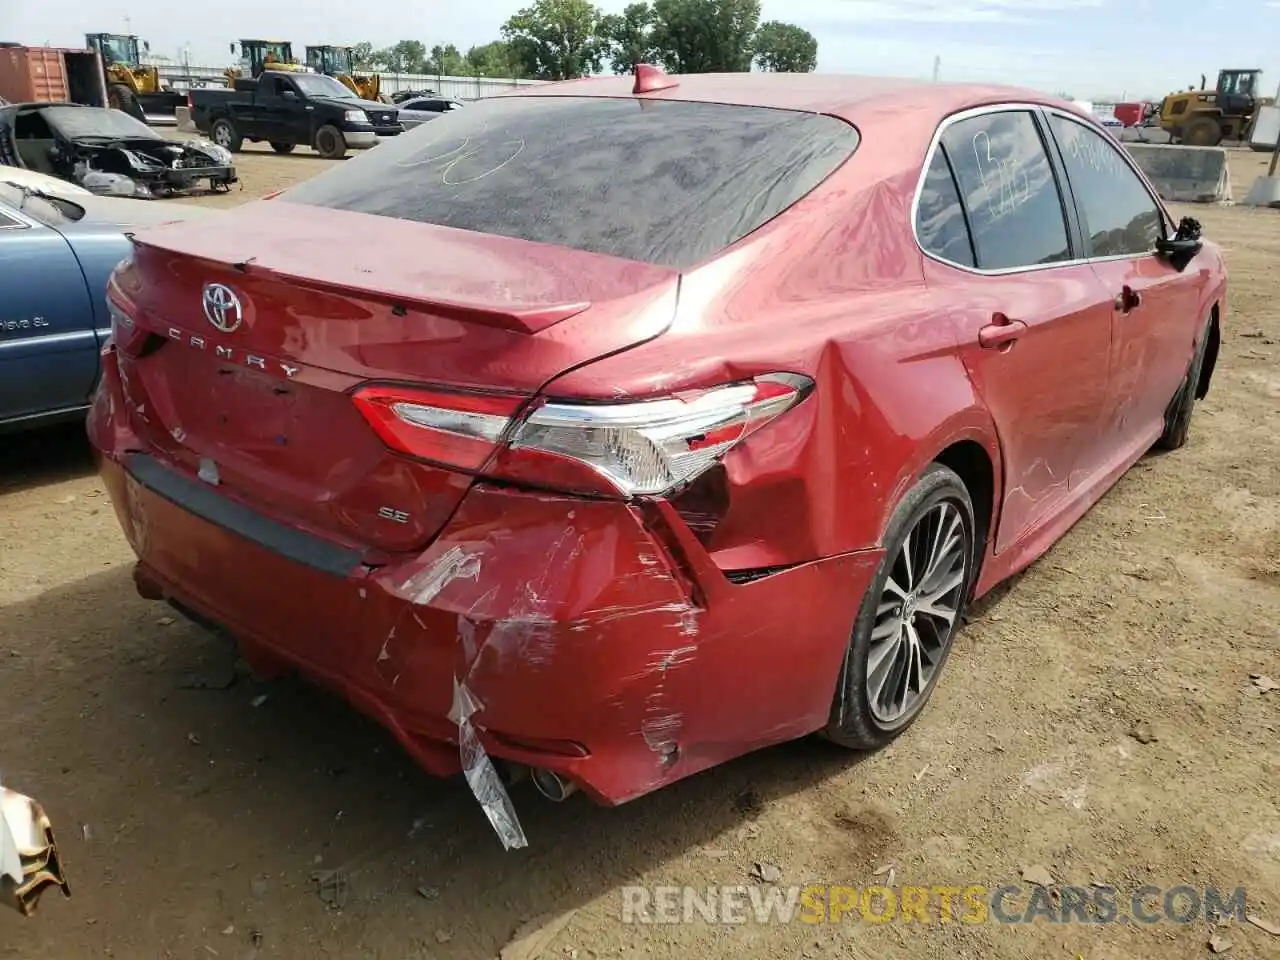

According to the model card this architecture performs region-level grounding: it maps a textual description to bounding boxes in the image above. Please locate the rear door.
[1043,110,1205,459]
[0,208,97,422]
[920,107,1115,552]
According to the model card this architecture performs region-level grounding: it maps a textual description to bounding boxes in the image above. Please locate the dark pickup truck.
[188,71,402,159]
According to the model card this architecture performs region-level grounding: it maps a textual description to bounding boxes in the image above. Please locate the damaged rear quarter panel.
[541,137,1001,571]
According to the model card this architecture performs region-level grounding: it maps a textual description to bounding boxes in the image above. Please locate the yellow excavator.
[85,33,186,122]
[224,40,309,86]
[306,45,381,100]
[1159,68,1265,146]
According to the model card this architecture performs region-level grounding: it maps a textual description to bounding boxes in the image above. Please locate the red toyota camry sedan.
[89,68,1226,823]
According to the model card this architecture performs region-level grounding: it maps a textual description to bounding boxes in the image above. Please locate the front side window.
[279,96,860,269]
[940,111,1071,270]
[290,74,354,99]
[1049,114,1162,258]
[916,148,975,267]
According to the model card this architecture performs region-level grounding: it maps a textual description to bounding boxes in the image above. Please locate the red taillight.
[106,290,160,358]
[351,374,813,498]
[350,385,526,471]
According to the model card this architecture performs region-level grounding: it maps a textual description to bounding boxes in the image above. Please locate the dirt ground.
[1,144,1278,960]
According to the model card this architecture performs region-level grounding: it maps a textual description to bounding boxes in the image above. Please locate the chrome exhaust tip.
[530,768,578,802]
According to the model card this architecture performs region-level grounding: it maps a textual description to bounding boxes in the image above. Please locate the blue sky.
[5,0,1279,98]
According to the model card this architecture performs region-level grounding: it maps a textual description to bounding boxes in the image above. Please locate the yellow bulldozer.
[1159,68,1265,146]
[224,40,309,86]
[305,45,382,100]
[85,33,186,122]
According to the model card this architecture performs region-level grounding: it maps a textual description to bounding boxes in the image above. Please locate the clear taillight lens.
[508,376,809,495]
[351,373,812,498]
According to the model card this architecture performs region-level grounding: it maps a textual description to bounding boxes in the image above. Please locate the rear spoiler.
[125,238,593,335]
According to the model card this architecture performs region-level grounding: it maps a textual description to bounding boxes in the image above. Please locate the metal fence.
[155,65,544,100]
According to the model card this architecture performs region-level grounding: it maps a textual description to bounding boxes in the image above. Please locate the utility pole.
[932,56,941,82]
[124,14,132,34]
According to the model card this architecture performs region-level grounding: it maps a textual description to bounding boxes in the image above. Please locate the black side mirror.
[1156,216,1203,272]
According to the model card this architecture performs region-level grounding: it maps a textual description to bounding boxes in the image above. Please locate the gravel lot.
[1,144,1278,960]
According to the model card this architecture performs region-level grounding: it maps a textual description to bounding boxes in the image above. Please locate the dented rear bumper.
[89,352,880,813]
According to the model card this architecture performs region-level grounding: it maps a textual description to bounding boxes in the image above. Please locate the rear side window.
[279,97,860,269]
[1048,114,1163,258]
[940,111,1071,270]
[915,148,975,267]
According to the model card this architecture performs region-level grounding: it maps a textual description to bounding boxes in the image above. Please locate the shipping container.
[0,45,107,106]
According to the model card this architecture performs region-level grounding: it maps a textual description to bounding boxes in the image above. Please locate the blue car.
[0,181,214,431]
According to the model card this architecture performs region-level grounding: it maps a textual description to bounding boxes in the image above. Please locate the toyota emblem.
[202,283,243,333]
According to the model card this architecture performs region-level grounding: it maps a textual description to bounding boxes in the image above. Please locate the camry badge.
[202,283,243,333]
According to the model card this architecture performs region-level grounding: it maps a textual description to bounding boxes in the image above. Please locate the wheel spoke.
[867,628,904,710]
[883,576,909,601]
[899,530,917,590]
[905,622,925,695]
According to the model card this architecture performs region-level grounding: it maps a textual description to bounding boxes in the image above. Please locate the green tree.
[502,0,608,80]
[426,43,467,75]
[752,21,817,72]
[649,0,760,73]
[466,41,524,78]
[376,40,428,73]
[599,2,656,75]
[350,41,378,70]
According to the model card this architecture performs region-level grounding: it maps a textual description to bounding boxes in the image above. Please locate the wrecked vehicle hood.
[0,103,237,200]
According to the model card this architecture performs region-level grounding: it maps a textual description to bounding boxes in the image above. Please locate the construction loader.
[85,33,185,123]
[1159,68,1264,146]
[305,45,382,101]
[223,40,309,86]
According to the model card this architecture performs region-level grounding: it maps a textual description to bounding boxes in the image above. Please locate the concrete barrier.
[1242,176,1280,208]
[173,105,198,133]
[1123,143,1232,203]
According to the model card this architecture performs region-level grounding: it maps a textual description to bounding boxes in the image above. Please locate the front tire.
[314,125,347,159]
[825,463,976,750]
[1183,116,1223,147]
[1155,316,1212,451]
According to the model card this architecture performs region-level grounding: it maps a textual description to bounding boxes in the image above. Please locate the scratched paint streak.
[448,678,527,850]
[398,544,482,606]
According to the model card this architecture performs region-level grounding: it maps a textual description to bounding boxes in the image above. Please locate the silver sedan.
[396,97,465,131]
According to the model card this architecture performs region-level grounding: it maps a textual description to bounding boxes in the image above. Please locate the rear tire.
[1183,116,1223,147]
[269,141,296,154]
[314,125,347,159]
[108,83,145,123]
[824,463,977,750]
[210,118,243,153]
[1154,316,1212,451]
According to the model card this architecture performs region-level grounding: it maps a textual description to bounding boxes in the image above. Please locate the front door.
[1044,112,1206,459]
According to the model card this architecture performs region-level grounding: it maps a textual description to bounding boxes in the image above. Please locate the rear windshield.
[278,96,859,269]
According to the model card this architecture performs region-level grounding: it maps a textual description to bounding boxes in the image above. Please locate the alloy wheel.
[865,500,969,725]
